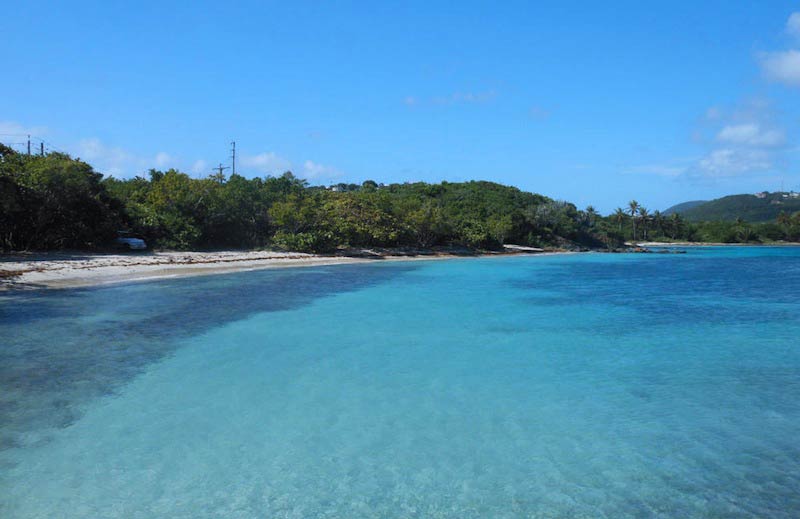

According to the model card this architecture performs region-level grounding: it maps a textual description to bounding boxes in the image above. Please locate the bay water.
[1,247,799,517]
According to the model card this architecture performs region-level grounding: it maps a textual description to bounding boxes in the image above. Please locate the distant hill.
[671,192,800,222]
[663,200,707,215]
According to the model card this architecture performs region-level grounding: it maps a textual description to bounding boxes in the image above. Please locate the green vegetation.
[596,199,800,244]
[3,146,798,252]
[0,147,606,252]
[0,145,123,249]
[670,193,800,222]
[662,200,707,215]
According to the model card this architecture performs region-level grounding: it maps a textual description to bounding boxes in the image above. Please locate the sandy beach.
[0,247,557,290]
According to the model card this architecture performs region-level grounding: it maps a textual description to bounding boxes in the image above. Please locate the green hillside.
[663,200,707,215]
[0,144,606,252]
[677,193,800,222]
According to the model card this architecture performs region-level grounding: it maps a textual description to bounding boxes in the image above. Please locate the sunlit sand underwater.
[2,247,799,518]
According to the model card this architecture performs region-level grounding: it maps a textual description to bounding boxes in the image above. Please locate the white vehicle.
[114,234,147,250]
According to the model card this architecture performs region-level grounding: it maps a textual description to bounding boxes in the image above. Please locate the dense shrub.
[5,146,794,252]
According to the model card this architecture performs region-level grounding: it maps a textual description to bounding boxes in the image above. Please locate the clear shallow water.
[1,247,799,518]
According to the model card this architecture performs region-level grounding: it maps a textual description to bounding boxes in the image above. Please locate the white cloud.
[403,96,417,106]
[760,50,800,86]
[641,99,788,181]
[716,124,785,147]
[154,151,173,168]
[639,16,797,182]
[302,160,342,179]
[787,12,800,38]
[697,148,772,177]
[0,121,48,139]
[191,159,208,174]
[77,138,136,176]
[76,139,176,177]
[759,15,800,86]
[0,121,49,154]
[239,153,340,180]
[240,152,292,174]
[680,96,790,180]
[7,122,342,182]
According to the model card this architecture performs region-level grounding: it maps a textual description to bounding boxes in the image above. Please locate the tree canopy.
[1,150,605,252]
[3,148,797,252]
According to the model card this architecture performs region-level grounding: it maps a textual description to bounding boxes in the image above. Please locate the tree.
[614,207,626,234]
[263,171,308,199]
[0,152,123,250]
[406,201,450,247]
[652,210,664,237]
[669,213,683,239]
[638,206,649,240]
[736,223,756,243]
[141,169,207,249]
[268,193,319,234]
[486,214,514,246]
[361,180,378,191]
[0,146,615,253]
[0,143,16,159]
[203,174,270,247]
[628,200,640,241]
[584,205,599,228]
[323,194,399,246]
[777,211,791,239]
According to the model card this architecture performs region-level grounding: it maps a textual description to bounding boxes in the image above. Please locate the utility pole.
[230,141,236,176]
[27,135,30,156]
[212,163,229,182]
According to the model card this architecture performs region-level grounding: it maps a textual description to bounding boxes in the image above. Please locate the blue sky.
[3,1,800,212]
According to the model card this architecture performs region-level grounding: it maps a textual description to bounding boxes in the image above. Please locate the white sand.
[0,251,374,289]
[0,249,566,290]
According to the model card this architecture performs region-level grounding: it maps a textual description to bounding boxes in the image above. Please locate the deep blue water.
[1,247,799,518]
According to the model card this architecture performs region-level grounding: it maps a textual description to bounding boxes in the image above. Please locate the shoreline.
[4,241,796,290]
[633,241,800,247]
[0,248,566,291]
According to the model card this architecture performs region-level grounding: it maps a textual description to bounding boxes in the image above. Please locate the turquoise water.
[1,247,800,518]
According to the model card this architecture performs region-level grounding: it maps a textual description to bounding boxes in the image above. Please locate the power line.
[212,163,229,180]
[41,140,67,153]
[31,137,66,154]
[0,134,66,154]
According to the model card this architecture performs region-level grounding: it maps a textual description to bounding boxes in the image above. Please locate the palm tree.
[669,213,682,239]
[733,217,748,242]
[585,205,599,227]
[628,200,640,241]
[652,210,664,237]
[638,206,650,240]
[614,207,626,234]
[737,223,755,242]
[777,211,791,238]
